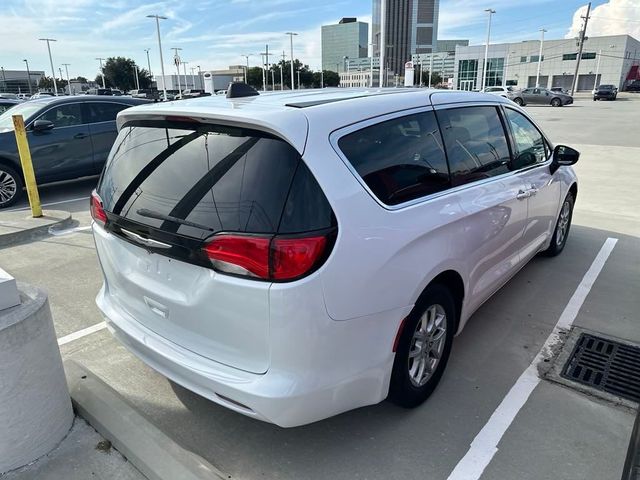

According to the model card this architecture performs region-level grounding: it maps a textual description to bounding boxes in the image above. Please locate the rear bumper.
[96,285,406,427]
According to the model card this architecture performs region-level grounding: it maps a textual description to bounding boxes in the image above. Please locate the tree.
[38,76,67,93]
[100,56,152,91]
[318,70,339,87]
[73,76,88,84]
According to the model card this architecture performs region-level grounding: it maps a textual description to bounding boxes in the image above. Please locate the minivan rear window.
[98,121,334,239]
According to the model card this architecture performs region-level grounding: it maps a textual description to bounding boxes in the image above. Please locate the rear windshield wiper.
[136,208,214,232]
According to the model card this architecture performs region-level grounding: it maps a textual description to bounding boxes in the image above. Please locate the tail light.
[90,190,107,225]
[203,233,331,281]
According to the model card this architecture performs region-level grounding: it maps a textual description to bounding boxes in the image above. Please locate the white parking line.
[447,237,618,480]
[57,321,107,346]
[6,196,90,212]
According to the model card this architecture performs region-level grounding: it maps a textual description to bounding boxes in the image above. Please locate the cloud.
[565,0,640,39]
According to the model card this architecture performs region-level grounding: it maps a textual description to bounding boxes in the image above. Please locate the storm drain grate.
[562,333,640,403]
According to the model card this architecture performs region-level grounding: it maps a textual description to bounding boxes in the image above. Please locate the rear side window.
[86,102,130,123]
[337,111,450,205]
[436,106,511,187]
[98,122,333,239]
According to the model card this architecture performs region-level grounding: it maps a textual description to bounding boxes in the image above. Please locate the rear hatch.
[93,118,335,374]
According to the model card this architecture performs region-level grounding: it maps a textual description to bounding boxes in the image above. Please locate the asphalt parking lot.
[2,93,639,480]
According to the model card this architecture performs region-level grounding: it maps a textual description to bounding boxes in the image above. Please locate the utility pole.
[570,2,591,96]
[281,51,285,90]
[95,57,106,89]
[297,70,300,89]
[535,29,547,87]
[379,0,386,87]
[286,32,297,90]
[147,14,168,101]
[265,44,270,90]
[320,69,324,88]
[481,8,496,91]
[259,53,266,91]
[242,54,250,83]
[62,63,71,95]
[428,54,433,87]
[171,47,182,95]
[39,38,58,95]
[23,59,33,94]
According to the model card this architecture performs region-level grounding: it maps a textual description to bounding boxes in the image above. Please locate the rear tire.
[514,97,524,106]
[551,98,562,107]
[0,164,23,208]
[389,284,455,408]
[543,192,574,257]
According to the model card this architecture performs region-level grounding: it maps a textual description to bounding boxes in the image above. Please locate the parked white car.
[91,86,579,427]
[483,85,527,106]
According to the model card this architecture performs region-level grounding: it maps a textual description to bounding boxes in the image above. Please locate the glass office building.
[321,18,369,73]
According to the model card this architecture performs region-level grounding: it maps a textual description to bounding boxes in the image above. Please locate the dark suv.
[593,84,618,101]
[0,95,148,207]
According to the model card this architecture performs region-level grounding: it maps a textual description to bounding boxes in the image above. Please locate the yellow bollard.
[12,115,42,218]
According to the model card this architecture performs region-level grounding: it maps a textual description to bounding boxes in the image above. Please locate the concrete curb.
[64,360,228,480]
[0,209,73,248]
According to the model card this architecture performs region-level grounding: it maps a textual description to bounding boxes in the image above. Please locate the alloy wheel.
[408,304,447,387]
[0,169,17,205]
[556,200,571,246]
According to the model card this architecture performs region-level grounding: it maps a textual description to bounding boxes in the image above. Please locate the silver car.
[483,86,527,106]
[521,88,574,106]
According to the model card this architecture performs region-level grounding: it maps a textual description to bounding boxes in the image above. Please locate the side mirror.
[32,119,54,132]
[551,145,579,173]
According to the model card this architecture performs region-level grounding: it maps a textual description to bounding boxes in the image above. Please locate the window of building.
[483,57,504,87]
[506,79,518,86]
[581,52,596,60]
[530,55,544,63]
[520,56,527,63]
[457,59,478,90]
[436,106,511,187]
[563,53,578,61]
[337,111,450,205]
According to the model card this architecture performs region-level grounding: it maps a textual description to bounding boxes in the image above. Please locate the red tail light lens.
[271,236,327,280]
[203,235,271,279]
[90,190,107,225]
[203,234,330,281]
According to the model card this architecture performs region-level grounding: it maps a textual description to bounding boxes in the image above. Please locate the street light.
[503,50,516,87]
[594,44,615,91]
[280,51,286,90]
[481,8,496,91]
[535,28,547,88]
[147,14,168,101]
[171,47,182,94]
[144,48,152,76]
[285,32,297,90]
[95,58,106,89]
[368,42,374,87]
[23,59,33,95]
[132,63,140,90]
[39,38,58,95]
[62,63,71,95]
[241,54,251,83]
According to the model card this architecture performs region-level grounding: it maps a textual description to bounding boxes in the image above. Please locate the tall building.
[321,18,369,72]
[372,0,439,77]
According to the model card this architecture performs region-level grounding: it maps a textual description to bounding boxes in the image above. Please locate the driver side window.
[504,108,549,169]
[38,104,82,128]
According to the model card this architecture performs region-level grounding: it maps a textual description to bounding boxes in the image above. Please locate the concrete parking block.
[64,360,228,480]
[0,209,73,247]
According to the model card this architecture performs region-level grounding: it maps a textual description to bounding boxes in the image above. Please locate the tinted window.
[87,102,129,123]
[504,108,549,169]
[38,103,82,127]
[437,106,511,187]
[98,122,332,239]
[337,111,450,205]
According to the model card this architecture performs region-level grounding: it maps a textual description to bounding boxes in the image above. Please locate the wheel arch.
[569,182,578,201]
[420,270,465,333]
[0,156,23,180]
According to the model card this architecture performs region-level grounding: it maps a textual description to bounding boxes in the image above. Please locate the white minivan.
[91,86,579,427]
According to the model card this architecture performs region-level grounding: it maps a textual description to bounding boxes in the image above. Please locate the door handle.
[74,133,88,139]
[527,187,539,196]
[516,190,531,200]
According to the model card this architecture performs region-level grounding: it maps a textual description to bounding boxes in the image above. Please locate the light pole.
[428,54,433,88]
[418,56,423,86]
[182,60,189,89]
[343,56,349,73]
[58,67,64,94]
[503,50,515,87]
[242,54,251,83]
[481,8,496,91]
[368,42,374,87]
[147,14,168,101]
[23,59,33,95]
[285,32,297,90]
[62,63,71,95]
[39,38,58,95]
[190,67,196,90]
[171,47,182,94]
[95,58,106,88]
[535,28,547,88]
[297,69,300,89]
[144,48,152,76]
[320,68,324,88]
[280,51,285,90]
[594,45,615,91]
[259,53,267,91]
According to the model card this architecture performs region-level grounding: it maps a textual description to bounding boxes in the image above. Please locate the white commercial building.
[452,34,640,92]
[339,70,379,87]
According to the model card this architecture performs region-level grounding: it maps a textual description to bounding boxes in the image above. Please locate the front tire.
[514,97,524,106]
[543,192,574,256]
[0,165,23,208]
[551,98,562,107]
[389,284,455,408]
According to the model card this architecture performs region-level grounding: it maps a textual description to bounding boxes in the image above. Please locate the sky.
[0,0,639,80]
